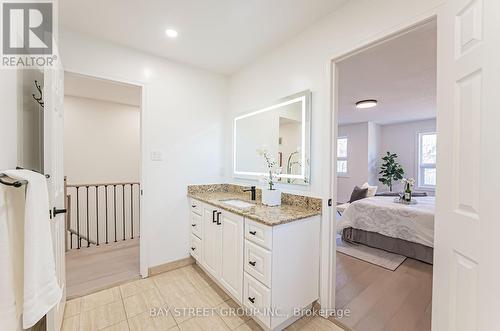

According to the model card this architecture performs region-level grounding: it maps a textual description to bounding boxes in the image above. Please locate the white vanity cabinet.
[189,198,320,331]
[219,210,244,301]
[196,201,245,302]
[243,218,320,330]
[189,199,203,262]
[201,204,222,276]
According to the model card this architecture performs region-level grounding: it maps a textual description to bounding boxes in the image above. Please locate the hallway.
[66,239,140,299]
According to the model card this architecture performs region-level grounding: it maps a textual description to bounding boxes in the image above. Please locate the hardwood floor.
[331,252,433,331]
[66,239,140,299]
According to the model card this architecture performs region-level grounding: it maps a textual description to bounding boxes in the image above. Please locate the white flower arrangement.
[257,146,281,190]
[402,178,416,190]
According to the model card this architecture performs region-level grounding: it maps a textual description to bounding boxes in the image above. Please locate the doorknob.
[53,207,67,216]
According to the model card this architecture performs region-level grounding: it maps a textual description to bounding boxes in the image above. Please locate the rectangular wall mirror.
[233,90,311,185]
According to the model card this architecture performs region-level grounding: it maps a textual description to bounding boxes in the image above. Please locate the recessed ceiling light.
[165,29,178,38]
[356,99,378,109]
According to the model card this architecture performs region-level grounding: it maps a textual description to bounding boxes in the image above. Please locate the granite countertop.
[187,185,322,226]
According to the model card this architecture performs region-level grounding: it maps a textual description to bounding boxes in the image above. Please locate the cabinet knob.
[191,224,196,227]
[249,261,256,266]
[191,247,195,251]
[191,204,196,208]
[248,297,255,304]
[249,230,257,235]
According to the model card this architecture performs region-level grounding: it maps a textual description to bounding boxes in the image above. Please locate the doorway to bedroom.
[332,19,437,331]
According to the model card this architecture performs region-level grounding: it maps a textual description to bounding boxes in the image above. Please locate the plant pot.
[262,189,281,206]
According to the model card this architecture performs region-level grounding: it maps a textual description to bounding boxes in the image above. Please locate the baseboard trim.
[148,256,195,276]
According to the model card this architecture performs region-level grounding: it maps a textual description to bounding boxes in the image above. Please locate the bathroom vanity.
[187,184,321,331]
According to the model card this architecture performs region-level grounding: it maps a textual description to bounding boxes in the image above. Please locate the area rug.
[336,236,406,271]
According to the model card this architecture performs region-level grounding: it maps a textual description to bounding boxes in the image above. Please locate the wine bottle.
[404,182,412,202]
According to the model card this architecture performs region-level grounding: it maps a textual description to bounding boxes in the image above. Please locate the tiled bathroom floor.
[61,263,344,331]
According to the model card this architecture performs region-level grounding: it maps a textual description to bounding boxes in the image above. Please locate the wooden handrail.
[66,182,140,188]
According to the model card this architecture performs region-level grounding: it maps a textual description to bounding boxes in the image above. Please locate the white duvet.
[337,196,435,248]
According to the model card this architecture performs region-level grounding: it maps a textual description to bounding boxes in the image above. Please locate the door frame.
[62,69,149,278]
[322,7,441,311]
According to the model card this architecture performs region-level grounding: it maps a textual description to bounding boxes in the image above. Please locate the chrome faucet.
[243,186,256,201]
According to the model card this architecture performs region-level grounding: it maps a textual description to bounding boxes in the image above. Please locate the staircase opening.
[63,72,142,298]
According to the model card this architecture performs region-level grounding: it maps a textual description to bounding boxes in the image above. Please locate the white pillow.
[361,182,378,197]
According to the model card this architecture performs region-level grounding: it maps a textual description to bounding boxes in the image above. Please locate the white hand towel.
[3,170,62,329]
[0,185,24,331]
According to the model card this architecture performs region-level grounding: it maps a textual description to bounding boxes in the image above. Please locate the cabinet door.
[220,211,244,303]
[202,205,221,276]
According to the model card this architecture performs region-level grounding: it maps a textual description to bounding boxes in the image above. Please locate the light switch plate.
[151,150,164,161]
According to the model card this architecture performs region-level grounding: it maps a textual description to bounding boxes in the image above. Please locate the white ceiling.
[60,0,347,75]
[338,20,437,125]
[65,72,141,107]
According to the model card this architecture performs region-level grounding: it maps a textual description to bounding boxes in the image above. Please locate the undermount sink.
[221,199,255,209]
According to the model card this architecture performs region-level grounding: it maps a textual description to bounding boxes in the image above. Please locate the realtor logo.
[2,2,53,55]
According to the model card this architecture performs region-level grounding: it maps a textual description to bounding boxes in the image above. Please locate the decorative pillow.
[349,186,368,203]
[361,182,378,197]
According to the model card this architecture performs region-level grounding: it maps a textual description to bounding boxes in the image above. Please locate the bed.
[337,196,435,264]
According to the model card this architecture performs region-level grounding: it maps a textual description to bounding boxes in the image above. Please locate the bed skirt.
[341,228,434,264]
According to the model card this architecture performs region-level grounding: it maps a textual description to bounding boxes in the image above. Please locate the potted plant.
[378,151,405,191]
[257,146,282,206]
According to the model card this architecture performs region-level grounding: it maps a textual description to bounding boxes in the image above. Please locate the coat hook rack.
[32,80,44,109]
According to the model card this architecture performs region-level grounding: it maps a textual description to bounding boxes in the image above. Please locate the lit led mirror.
[233,91,311,185]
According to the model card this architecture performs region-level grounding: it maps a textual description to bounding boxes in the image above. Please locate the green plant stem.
[269,170,273,190]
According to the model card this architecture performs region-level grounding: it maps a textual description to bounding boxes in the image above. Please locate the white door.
[433,1,500,330]
[44,62,66,331]
[202,206,221,276]
[220,211,244,301]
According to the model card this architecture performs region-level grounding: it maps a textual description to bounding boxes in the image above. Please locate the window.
[337,136,348,175]
[418,132,437,188]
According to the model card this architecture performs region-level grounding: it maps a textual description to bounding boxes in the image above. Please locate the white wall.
[227,0,443,198]
[0,70,18,170]
[64,96,140,185]
[337,123,369,202]
[18,69,44,172]
[0,70,19,244]
[60,29,228,269]
[367,122,381,187]
[380,118,436,192]
[336,119,436,200]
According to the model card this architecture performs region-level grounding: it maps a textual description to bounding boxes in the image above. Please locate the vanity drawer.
[190,234,202,262]
[190,212,202,238]
[244,240,272,287]
[243,273,271,328]
[190,198,202,215]
[245,219,272,250]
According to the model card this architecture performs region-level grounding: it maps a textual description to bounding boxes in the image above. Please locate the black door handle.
[248,297,255,304]
[249,261,256,266]
[191,224,196,227]
[191,247,196,251]
[216,212,222,225]
[212,210,217,223]
[53,207,67,216]
[249,231,257,235]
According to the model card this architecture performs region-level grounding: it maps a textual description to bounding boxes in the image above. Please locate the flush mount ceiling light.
[165,29,178,38]
[356,99,378,109]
